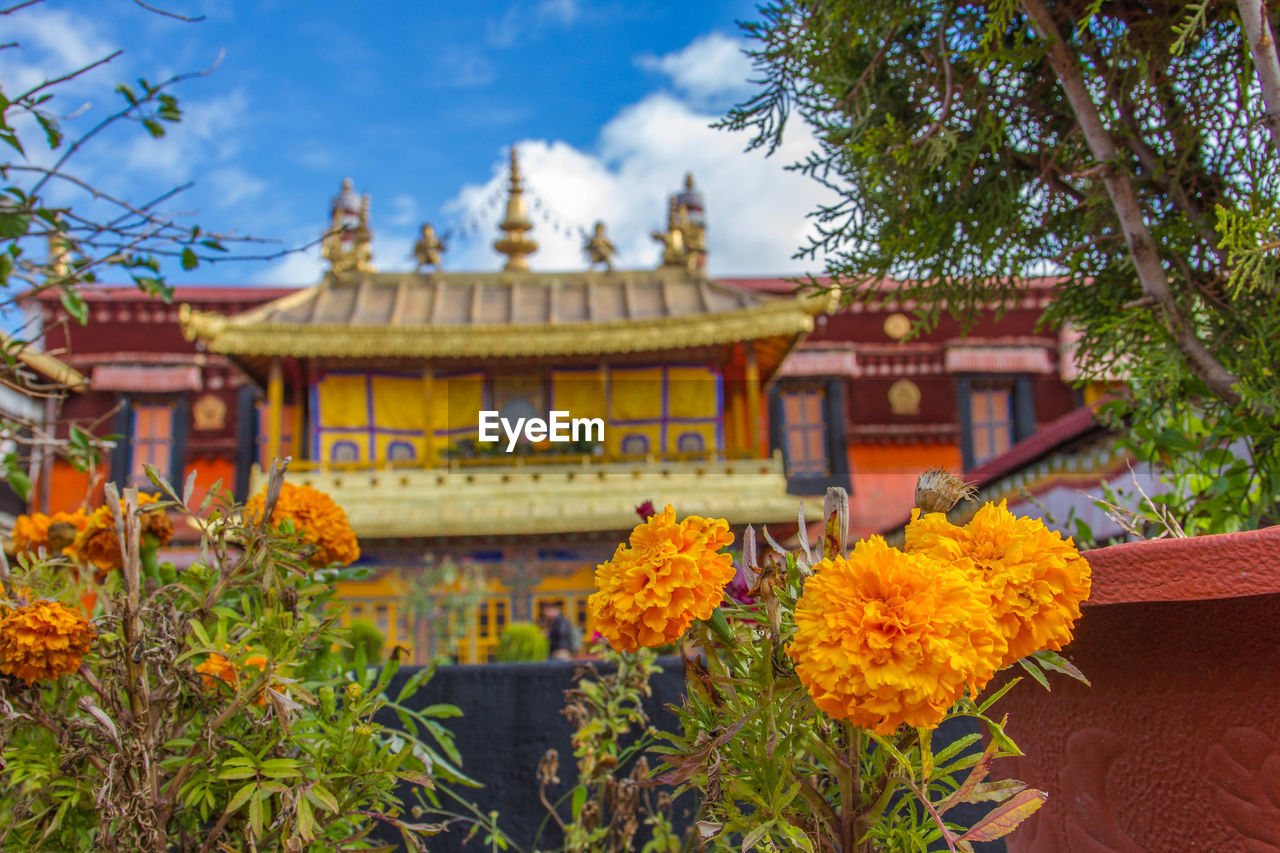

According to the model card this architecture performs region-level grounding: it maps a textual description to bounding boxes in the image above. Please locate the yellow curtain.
[609,366,664,422]
[550,370,606,422]
[316,373,371,462]
[434,372,486,441]
[666,365,719,419]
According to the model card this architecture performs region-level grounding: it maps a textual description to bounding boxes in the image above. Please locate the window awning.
[944,346,1054,374]
[91,364,201,393]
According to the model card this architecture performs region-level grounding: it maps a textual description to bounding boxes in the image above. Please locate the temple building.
[181,151,827,662]
[25,150,1099,663]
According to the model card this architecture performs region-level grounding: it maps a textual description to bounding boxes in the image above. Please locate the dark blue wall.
[377,660,1006,852]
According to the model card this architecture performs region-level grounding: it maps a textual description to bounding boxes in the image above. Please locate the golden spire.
[494,146,538,272]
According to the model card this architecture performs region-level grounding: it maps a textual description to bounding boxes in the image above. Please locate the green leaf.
[1017,657,1050,691]
[35,112,62,149]
[0,211,31,240]
[740,822,772,851]
[570,784,587,819]
[308,784,340,814]
[248,788,264,837]
[1032,649,1091,686]
[217,767,260,781]
[180,247,198,270]
[7,469,29,501]
[225,783,256,815]
[59,288,87,324]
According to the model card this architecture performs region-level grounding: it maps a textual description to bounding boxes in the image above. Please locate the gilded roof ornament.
[413,223,445,272]
[493,147,538,272]
[584,221,616,271]
[652,173,707,272]
[322,178,376,273]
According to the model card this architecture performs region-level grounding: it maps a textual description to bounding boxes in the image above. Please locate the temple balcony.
[252,449,813,539]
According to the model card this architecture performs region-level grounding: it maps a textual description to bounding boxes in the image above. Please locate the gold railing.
[252,450,811,538]
[282,447,760,474]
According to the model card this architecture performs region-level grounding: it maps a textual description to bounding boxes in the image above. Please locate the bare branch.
[13,50,124,105]
[1237,0,1280,159]
[30,49,226,198]
[0,0,46,16]
[132,0,205,23]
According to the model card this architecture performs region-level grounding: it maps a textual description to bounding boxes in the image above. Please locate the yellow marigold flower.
[246,482,360,567]
[788,537,1005,735]
[12,509,89,557]
[905,500,1092,667]
[0,598,95,685]
[588,505,734,652]
[70,494,174,575]
[196,650,272,706]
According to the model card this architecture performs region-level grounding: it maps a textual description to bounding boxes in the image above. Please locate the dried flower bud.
[914,467,976,514]
[537,749,560,786]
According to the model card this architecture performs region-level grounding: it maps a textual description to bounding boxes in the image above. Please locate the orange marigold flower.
[195,650,272,706]
[12,509,89,557]
[246,482,360,567]
[70,494,173,575]
[588,505,734,652]
[905,500,1092,667]
[788,537,1005,735]
[0,598,95,685]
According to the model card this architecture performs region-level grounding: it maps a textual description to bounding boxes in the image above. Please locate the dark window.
[331,440,360,463]
[620,434,649,455]
[130,402,174,486]
[781,389,830,477]
[769,380,850,495]
[676,432,704,452]
[387,441,415,462]
[968,387,1014,466]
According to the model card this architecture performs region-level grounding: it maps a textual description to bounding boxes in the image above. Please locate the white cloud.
[439,88,831,276]
[0,8,118,98]
[253,243,324,286]
[205,166,267,208]
[122,89,248,182]
[537,0,579,26]
[487,0,581,47]
[635,32,755,106]
[387,194,419,227]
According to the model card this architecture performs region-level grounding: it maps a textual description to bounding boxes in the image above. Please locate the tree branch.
[1237,0,1280,158]
[1020,0,1250,409]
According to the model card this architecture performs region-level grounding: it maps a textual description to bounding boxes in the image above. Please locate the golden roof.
[182,269,828,361]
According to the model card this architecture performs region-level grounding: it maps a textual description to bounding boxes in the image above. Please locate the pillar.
[744,343,761,456]
[266,357,284,466]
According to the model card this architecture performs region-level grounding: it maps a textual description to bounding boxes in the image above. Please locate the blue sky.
[1,0,832,286]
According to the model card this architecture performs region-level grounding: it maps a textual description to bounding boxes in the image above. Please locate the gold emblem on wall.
[884,312,912,340]
[888,379,921,415]
[193,393,227,431]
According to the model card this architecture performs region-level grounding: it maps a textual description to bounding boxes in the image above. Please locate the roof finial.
[322,178,376,274]
[494,146,538,272]
[584,221,616,271]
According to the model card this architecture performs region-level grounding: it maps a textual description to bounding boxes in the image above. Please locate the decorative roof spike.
[414,223,445,272]
[584,221,616,271]
[493,146,538,272]
[322,178,376,274]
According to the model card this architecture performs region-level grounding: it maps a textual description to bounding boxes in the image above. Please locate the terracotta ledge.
[1082,525,1280,606]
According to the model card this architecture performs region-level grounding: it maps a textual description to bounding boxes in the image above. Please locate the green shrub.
[342,617,384,665]
[496,621,548,662]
